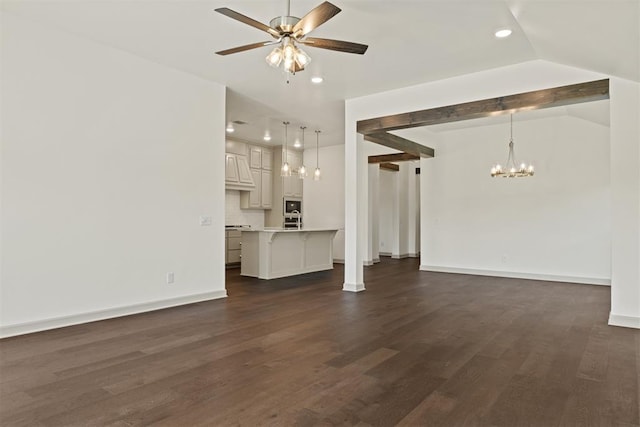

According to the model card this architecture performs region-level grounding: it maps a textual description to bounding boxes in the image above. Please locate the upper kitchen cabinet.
[240,144,273,210]
[283,150,303,198]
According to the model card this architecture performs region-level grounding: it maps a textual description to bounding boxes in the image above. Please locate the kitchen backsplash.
[225,190,265,229]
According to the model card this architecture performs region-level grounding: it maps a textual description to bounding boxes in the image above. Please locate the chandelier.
[490,114,534,178]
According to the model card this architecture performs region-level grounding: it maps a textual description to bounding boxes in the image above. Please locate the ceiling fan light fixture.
[266,46,283,67]
[215,2,368,79]
[295,47,311,67]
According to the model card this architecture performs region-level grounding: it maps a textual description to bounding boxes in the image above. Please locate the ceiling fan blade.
[215,7,280,38]
[292,2,341,38]
[299,37,368,55]
[216,41,276,56]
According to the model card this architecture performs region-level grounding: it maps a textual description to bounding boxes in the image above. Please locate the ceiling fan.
[214,1,368,74]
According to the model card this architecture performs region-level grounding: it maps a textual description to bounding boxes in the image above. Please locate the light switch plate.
[199,215,212,226]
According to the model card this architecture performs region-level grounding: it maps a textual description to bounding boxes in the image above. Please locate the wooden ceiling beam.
[357,79,610,135]
[363,132,435,158]
[379,162,400,172]
[368,153,420,163]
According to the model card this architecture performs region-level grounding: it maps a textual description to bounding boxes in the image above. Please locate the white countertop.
[244,228,339,233]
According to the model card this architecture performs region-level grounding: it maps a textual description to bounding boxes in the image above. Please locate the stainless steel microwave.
[284,199,302,215]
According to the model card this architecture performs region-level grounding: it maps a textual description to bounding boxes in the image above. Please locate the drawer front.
[228,236,241,250]
[227,249,241,263]
[226,230,242,238]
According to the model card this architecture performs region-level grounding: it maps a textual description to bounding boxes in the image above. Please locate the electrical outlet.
[166,272,175,284]
[199,215,212,226]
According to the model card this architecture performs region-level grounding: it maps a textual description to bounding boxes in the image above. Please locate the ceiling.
[2,0,637,148]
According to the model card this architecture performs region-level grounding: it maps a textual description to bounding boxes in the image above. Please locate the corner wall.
[0,13,227,337]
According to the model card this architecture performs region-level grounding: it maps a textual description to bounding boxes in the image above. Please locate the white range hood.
[225,153,255,191]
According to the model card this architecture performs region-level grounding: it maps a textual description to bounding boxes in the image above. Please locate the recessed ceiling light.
[495,29,512,38]
[263,133,271,142]
[311,76,324,84]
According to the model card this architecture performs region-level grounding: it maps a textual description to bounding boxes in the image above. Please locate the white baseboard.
[409,253,420,258]
[374,258,380,263]
[363,260,375,266]
[379,252,392,257]
[333,258,345,264]
[0,290,228,339]
[608,313,640,329]
[343,282,365,292]
[419,265,611,286]
[392,254,410,259]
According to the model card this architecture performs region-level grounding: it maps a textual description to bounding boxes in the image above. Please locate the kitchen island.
[241,228,338,279]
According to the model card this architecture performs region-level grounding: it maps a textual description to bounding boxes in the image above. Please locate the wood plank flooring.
[1,258,638,426]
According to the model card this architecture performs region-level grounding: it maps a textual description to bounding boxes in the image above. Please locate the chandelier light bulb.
[299,164,307,178]
[314,167,321,181]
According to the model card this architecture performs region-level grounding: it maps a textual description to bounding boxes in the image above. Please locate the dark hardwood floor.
[1,258,638,426]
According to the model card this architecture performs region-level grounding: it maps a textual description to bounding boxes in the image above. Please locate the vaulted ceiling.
[2,0,637,146]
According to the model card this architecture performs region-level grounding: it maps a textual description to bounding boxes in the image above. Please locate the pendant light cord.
[315,130,320,168]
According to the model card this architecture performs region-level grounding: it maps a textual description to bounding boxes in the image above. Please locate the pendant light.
[281,121,292,177]
[314,130,321,181]
[490,114,534,178]
[298,126,308,179]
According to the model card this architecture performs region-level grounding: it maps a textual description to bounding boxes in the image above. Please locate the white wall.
[422,116,610,283]
[346,60,640,327]
[225,190,264,229]
[376,162,420,258]
[0,13,227,337]
[303,144,345,261]
[407,161,420,257]
[378,170,396,255]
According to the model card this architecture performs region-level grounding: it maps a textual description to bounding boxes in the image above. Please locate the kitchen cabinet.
[262,149,272,170]
[283,174,303,198]
[250,146,262,169]
[283,150,303,198]
[265,146,304,227]
[225,229,242,266]
[261,170,272,208]
[240,145,273,210]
